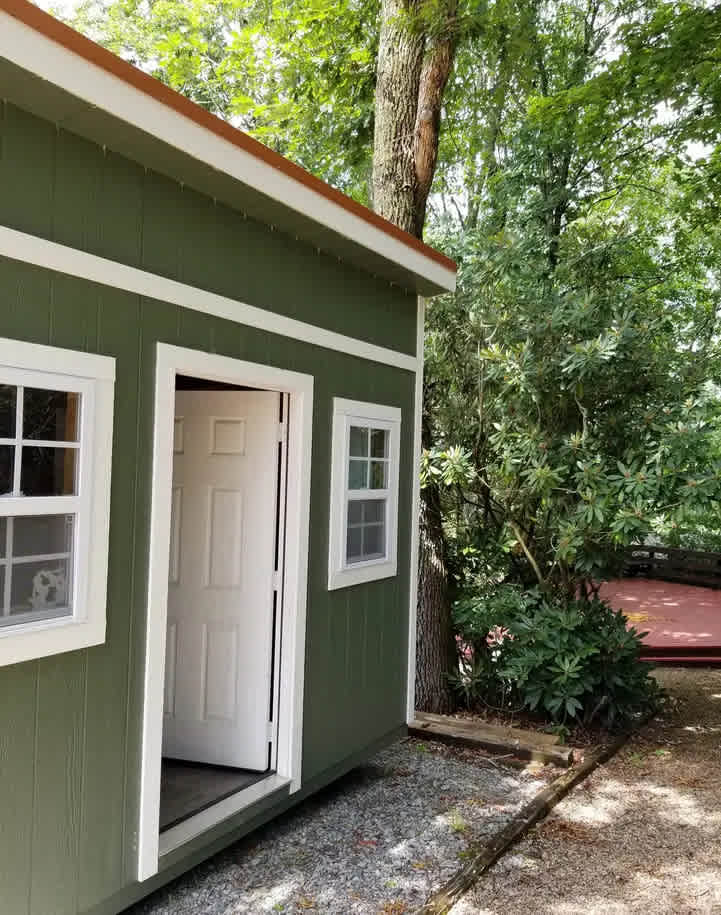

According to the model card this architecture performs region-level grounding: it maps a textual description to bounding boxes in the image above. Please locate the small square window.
[348,459,368,490]
[370,429,388,458]
[21,446,77,496]
[0,385,17,438]
[0,445,13,495]
[328,399,401,590]
[23,388,80,442]
[349,425,369,457]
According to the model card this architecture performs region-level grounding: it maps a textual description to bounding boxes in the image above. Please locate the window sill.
[328,558,397,591]
[0,613,106,667]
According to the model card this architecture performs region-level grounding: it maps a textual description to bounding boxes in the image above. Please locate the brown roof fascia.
[2,0,457,275]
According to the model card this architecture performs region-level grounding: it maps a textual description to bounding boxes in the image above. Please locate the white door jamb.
[138,344,313,880]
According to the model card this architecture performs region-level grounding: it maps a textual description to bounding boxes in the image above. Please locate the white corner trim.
[327,398,402,591]
[137,344,312,882]
[406,297,425,722]
[0,225,417,373]
[0,11,456,295]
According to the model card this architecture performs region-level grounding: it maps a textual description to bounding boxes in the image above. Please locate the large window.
[328,399,401,590]
[0,339,115,667]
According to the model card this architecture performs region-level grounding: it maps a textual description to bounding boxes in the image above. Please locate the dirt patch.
[450,666,721,915]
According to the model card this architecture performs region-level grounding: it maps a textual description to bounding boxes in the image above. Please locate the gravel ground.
[451,667,721,915]
[128,739,553,914]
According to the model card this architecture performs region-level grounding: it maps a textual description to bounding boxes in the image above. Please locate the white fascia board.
[0,11,457,296]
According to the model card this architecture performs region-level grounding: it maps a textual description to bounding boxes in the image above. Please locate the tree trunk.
[372,0,425,224]
[415,481,456,713]
[412,8,457,236]
[372,0,458,715]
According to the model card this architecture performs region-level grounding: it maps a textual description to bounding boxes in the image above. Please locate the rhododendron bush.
[450,585,660,730]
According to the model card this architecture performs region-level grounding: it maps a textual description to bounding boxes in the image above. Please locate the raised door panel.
[163,389,278,770]
[206,487,243,589]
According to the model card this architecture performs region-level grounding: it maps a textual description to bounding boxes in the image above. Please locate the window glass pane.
[363,523,385,560]
[370,461,387,489]
[21,447,77,496]
[0,517,6,558]
[13,515,73,558]
[370,429,389,458]
[349,426,369,457]
[23,389,80,442]
[0,445,13,495]
[348,459,368,490]
[347,500,363,524]
[9,556,72,617]
[0,385,16,437]
[363,500,385,524]
[346,525,362,561]
[346,499,387,565]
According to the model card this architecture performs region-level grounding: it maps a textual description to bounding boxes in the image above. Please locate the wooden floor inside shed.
[160,759,270,832]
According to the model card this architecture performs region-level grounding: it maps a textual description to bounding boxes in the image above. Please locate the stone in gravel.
[129,738,552,914]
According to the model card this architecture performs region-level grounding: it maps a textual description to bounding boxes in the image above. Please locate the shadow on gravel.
[450,667,721,915]
[126,740,552,915]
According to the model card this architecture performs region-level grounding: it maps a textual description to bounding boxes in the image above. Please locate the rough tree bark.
[372,0,425,226]
[412,11,457,236]
[372,0,458,713]
[414,401,457,713]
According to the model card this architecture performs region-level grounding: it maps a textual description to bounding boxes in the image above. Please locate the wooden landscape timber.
[415,725,640,914]
[409,711,574,768]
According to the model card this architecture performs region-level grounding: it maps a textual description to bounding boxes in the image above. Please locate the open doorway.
[159,376,288,832]
[138,344,313,880]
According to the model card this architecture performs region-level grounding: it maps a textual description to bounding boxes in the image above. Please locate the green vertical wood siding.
[0,101,417,915]
[0,101,417,357]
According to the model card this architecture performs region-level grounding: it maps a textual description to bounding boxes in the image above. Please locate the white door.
[163,389,280,770]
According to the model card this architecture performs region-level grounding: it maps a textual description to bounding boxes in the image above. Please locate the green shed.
[0,2,456,912]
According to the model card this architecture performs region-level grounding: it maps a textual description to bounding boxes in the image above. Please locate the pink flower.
[456,634,473,661]
[486,625,515,647]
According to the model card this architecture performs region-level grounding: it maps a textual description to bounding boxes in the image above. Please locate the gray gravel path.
[450,667,721,915]
[128,738,552,914]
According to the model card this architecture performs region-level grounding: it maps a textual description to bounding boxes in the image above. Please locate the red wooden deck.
[599,578,721,662]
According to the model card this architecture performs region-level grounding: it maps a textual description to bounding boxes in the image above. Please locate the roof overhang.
[0,1,456,296]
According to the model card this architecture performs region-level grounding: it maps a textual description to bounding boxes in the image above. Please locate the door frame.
[137,343,313,880]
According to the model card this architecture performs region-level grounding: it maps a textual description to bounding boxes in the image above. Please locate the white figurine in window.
[30,568,66,609]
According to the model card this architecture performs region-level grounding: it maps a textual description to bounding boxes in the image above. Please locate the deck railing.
[624,545,721,589]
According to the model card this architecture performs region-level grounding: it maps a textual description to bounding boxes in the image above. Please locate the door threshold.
[158,773,292,858]
[160,759,274,833]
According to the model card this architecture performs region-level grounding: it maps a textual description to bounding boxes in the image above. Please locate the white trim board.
[0,9,456,296]
[0,224,418,373]
[406,296,425,722]
[138,345,312,881]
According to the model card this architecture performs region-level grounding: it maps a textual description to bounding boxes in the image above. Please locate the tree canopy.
[62,0,721,703]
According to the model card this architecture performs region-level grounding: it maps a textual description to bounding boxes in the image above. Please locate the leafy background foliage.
[55,0,721,723]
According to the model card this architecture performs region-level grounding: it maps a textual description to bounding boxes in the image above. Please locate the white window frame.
[0,337,115,668]
[328,398,401,590]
